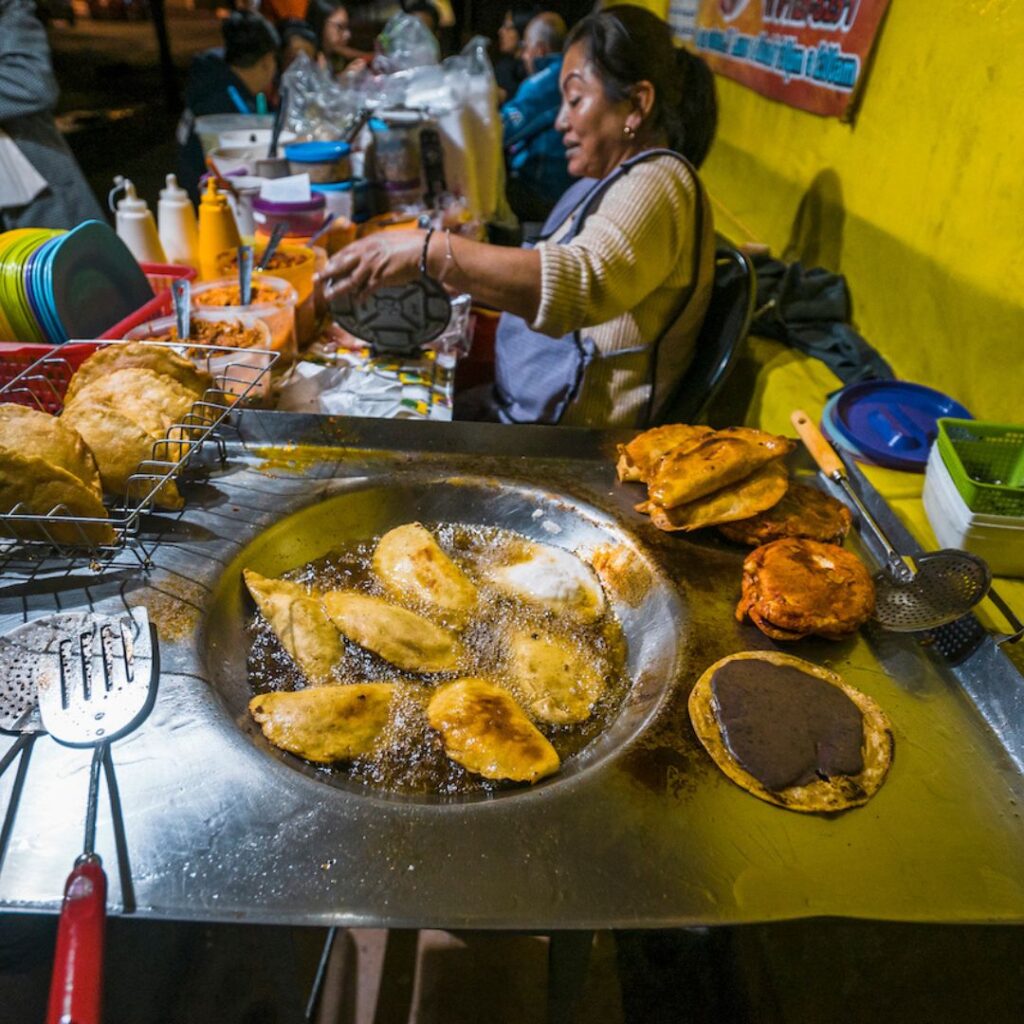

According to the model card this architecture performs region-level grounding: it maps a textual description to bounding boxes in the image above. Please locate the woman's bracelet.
[419,226,435,276]
[438,228,455,283]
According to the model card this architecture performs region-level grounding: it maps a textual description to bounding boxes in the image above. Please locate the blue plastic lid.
[311,180,356,192]
[823,380,973,472]
[284,140,351,162]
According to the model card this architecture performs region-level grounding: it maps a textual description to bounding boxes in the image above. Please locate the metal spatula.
[38,608,158,1024]
[792,410,992,632]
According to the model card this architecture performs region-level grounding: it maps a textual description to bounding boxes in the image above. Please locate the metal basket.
[0,339,278,573]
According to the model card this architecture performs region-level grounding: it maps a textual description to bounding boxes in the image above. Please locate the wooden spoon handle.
[791,410,845,478]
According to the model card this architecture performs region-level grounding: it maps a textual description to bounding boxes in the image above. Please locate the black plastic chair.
[655,243,757,425]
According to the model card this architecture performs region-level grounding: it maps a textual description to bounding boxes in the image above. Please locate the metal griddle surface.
[1,413,1023,929]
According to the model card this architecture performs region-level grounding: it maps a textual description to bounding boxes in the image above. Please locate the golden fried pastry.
[322,590,462,673]
[486,540,606,623]
[65,342,212,405]
[249,683,397,763]
[372,523,478,627]
[244,569,344,683]
[504,627,605,725]
[616,424,713,483]
[0,448,114,545]
[0,403,101,497]
[61,403,183,509]
[67,368,201,439]
[427,677,560,782]
[646,461,789,533]
[689,651,893,813]
[718,481,852,546]
[736,538,876,640]
[649,429,795,510]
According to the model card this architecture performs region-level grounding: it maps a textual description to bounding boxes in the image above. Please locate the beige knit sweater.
[531,154,715,427]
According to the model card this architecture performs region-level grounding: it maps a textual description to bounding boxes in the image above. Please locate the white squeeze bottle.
[157,174,199,269]
[114,178,166,264]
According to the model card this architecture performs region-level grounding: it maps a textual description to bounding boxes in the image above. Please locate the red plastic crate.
[0,341,99,413]
[101,262,197,340]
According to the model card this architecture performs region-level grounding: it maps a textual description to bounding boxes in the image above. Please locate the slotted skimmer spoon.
[38,608,158,1024]
[792,410,992,632]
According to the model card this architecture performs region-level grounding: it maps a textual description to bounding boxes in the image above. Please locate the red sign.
[694,0,892,119]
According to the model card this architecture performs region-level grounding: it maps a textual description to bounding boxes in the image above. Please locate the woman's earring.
[623,123,636,138]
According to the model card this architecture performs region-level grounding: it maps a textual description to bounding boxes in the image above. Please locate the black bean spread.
[711,660,865,791]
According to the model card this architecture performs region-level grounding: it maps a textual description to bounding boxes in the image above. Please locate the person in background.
[0,0,105,230]
[501,11,574,224]
[494,3,539,102]
[403,0,440,40]
[322,5,718,429]
[311,0,375,75]
[176,12,280,200]
[278,18,320,72]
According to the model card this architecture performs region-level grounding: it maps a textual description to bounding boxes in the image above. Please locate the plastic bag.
[375,13,440,74]
[281,52,362,140]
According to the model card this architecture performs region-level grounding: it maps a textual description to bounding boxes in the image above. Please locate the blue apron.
[493,148,706,426]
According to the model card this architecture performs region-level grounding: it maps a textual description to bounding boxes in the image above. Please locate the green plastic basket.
[936,418,1024,516]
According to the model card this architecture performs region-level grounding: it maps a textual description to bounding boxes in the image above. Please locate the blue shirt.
[501,54,575,212]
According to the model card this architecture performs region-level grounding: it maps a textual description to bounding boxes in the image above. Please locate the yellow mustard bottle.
[197,178,240,280]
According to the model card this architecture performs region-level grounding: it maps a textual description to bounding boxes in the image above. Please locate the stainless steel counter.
[1,413,1023,929]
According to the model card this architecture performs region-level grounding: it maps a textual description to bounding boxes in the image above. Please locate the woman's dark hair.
[508,3,541,40]
[403,0,440,32]
[223,11,280,69]
[564,5,718,167]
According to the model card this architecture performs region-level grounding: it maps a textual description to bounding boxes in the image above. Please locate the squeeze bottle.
[197,178,241,280]
[114,179,166,264]
[157,174,199,270]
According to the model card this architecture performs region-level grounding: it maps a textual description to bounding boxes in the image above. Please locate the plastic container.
[194,114,275,157]
[192,274,298,359]
[197,180,241,281]
[124,310,274,398]
[114,179,166,264]
[370,112,424,185]
[157,175,198,270]
[284,141,352,184]
[252,192,326,241]
[923,444,1024,577]
[311,179,373,223]
[936,418,1024,516]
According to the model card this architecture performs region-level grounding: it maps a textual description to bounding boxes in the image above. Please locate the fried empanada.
[504,628,605,725]
[61,403,183,509]
[244,569,344,683]
[647,461,789,532]
[0,448,114,545]
[372,523,478,626]
[0,403,101,497]
[718,481,853,546]
[67,367,202,438]
[65,342,212,405]
[322,590,462,673]
[486,541,606,623]
[249,683,397,763]
[427,677,560,782]
[615,424,713,483]
[648,429,795,509]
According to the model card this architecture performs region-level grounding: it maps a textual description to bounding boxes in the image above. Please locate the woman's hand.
[320,230,426,303]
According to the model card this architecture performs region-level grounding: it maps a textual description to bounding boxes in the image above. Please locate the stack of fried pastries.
[618,424,796,531]
[61,343,213,510]
[0,403,113,545]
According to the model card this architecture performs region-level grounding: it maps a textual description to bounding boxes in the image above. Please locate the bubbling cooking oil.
[247,524,629,795]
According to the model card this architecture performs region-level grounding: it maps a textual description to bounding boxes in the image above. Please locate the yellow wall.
[696,1,1024,422]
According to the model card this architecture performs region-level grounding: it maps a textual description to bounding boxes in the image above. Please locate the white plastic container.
[923,443,1024,577]
[157,174,198,270]
[191,274,297,360]
[123,310,274,399]
[115,179,166,264]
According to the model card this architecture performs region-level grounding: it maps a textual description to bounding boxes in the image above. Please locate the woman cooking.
[321,6,717,428]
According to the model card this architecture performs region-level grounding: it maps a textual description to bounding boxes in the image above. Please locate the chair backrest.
[655,244,756,425]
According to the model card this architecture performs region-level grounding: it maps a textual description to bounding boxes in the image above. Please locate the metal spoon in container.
[791,409,992,632]
[237,244,254,306]
[257,222,289,272]
[171,277,190,343]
